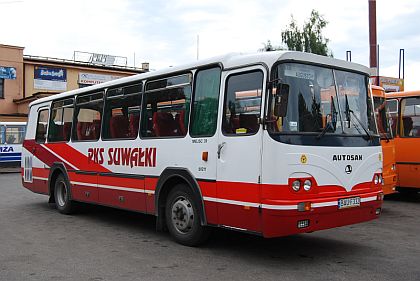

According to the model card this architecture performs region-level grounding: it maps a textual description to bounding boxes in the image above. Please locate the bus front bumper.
[261,192,383,238]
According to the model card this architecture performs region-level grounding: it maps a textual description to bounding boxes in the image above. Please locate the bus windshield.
[373,96,392,139]
[268,63,377,137]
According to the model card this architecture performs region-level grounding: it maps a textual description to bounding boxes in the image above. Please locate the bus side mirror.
[274,83,289,117]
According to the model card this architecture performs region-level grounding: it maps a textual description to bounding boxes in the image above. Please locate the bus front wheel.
[54,174,74,214]
[165,184,210,246]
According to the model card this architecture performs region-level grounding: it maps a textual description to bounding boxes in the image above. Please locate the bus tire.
[165,184,210,246]
[54,174,74,214]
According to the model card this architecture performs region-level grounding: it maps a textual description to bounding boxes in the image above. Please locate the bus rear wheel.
[165,184,210,246]
[54,174,74,214]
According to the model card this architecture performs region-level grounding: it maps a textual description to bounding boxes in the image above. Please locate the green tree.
[262,10,332,56]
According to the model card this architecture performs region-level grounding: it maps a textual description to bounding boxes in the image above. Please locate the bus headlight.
[292,180,301,192]
[303,179,312,191]
[391,164,396,171]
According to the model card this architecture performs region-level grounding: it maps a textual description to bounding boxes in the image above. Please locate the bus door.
[216,67,266,232]
[395,96,420,189]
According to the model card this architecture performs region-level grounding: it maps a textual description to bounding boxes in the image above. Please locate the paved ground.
[0,172,419,281]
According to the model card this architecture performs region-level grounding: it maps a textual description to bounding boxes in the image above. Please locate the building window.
[0,79,4,99]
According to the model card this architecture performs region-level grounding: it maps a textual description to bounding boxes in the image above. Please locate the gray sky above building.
[1,0,419,89]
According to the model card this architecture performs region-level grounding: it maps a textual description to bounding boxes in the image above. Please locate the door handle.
[217,142,226,159]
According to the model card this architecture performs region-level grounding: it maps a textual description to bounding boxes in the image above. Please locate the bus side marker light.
[243,206,251,210]
[202,151,208,161]
[298,202,311,212]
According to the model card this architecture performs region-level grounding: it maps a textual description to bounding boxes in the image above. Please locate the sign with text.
[34,66,67,91]
[79,73,122,85]
[0,66,17,79]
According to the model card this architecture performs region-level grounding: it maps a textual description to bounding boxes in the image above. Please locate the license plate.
[338,197,361,209]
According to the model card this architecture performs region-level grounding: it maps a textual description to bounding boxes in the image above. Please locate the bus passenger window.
[190,67,221,137]
[401,97,420,137]
[36,109,49,143]
[73,92,103,141]
[141,74,192,138]
[222,71,263,135]
[5,126,25,144]
[48,98,74,143]
[103,83,142,140]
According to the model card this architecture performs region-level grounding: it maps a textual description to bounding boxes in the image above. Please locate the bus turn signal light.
[202,151,208,161]
[298,202,312,212]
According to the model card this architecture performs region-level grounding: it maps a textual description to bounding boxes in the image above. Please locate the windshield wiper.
[317,96,338,139]
[344,94,372,140]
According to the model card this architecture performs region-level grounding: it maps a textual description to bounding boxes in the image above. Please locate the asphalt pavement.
[0,172,419,281]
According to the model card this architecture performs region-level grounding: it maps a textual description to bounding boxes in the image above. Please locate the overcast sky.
[1,0,419,89]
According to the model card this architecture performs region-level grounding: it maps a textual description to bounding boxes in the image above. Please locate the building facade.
[0,44,147,122]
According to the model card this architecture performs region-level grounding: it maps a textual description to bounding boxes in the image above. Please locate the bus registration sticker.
[338,196,360,209]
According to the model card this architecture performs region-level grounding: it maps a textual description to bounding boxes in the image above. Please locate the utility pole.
[369,0,378,80]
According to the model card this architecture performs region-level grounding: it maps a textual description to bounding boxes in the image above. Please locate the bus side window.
[190,67,221,137]
[401,97,420,137]
[222,70,263,135]
[386,99,398,137]
[141,74,192,138]
[48,98,74,143]
[36,109,49,143]
[0,125,4,144]
[103,83,142,140]
[73,92,104,141]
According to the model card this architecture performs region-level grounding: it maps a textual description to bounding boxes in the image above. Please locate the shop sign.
[79,73,122,85]
[34,66,67,91]
[0,66,17,79]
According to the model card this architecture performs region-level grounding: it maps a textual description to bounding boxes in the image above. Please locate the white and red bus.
[0,122,26,167]
[21,51,383,246]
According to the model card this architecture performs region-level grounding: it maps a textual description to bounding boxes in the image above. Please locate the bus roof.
[371,85,385,98]
[28,51,370,108]
[386,90,420,99]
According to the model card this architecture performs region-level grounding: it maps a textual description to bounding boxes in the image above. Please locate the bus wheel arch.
[48,164,71,204]
[155,168,207,232]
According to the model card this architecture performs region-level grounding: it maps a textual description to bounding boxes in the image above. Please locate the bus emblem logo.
[345,165,352,174]
[300,155,307,164]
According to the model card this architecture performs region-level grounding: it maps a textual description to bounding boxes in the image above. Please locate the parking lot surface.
[0,173,419,281]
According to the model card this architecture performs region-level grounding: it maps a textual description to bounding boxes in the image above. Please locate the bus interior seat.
[402,117,413,136]
[229,115,240,133]
[128,114,140,138]
[62,122,72,141]
[110,115,129,138]
[153,112,177,137]
[77,120,101,140]
[175,110,186,135]
[239,114,259,133]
